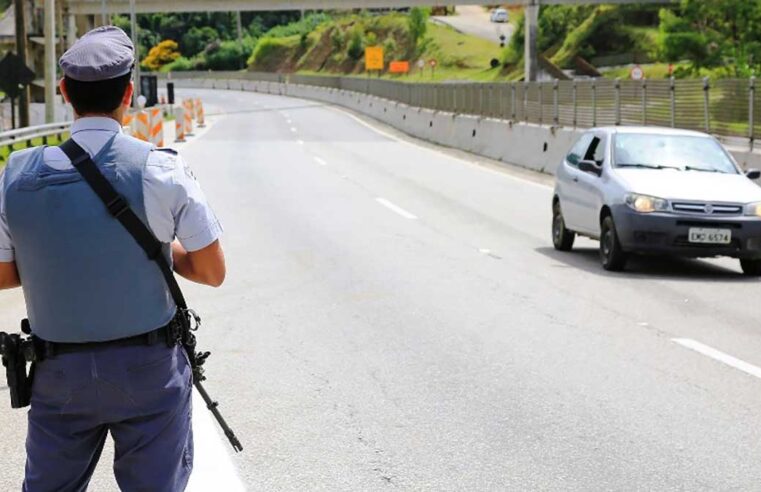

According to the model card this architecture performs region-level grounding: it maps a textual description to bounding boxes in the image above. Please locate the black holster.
[0,332,38,409]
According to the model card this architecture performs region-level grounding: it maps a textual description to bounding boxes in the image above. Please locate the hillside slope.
[248,13,503,81]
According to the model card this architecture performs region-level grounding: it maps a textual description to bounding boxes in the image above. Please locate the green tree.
[408,7,428,46]
[347,25,364,60]
[658,0,761,76]
[181,26,219,57]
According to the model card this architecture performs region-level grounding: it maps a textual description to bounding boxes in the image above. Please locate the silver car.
[552,127,761,274]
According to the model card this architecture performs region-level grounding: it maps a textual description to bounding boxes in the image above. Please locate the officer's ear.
[121,81,134,108]
[59,79,70,104]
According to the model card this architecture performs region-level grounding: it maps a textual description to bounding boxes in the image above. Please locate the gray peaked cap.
[59,26,135,82]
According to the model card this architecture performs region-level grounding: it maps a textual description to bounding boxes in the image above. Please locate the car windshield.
[613,133,738,174]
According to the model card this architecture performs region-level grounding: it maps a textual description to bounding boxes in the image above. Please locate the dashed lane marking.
[314,157,327,166]
[672,338,761,379]
[376,198,418,220]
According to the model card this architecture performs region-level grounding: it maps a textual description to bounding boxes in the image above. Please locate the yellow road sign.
[365,46,384,71]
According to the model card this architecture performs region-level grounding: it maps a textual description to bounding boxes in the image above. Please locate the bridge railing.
[157,72,761,149]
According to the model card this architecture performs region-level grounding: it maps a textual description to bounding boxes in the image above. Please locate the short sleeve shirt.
[0,117,223,262]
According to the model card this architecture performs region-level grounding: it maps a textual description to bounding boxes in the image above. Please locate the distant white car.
[551,126,761,275]
[490,8,509,23]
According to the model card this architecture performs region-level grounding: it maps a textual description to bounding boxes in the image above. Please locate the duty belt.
[36,315,183,359]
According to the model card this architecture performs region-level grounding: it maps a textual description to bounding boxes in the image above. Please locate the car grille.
[672,202,742,216]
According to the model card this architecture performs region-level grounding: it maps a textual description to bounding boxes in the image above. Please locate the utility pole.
[130,0,140,106]
[44,0,56,123]
[524,0,539,82]
[13,0,30,127]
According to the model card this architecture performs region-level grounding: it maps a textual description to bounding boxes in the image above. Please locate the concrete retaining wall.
[174,78,761,175]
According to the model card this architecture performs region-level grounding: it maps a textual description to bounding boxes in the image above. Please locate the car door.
[575,132,608,235]
[556,132,594,231]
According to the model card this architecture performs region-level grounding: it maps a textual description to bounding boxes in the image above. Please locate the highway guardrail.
[0,122,71,163]
[154,71,761,150]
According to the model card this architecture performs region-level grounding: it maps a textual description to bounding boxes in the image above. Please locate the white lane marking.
[314,156,327,166]
[376,198,418,220]
[297,139,305,145]
[672,338,761,379]
[478,248,491,254]
[186,393,245,492]
[290,127,297,133]
[329,106,551,191]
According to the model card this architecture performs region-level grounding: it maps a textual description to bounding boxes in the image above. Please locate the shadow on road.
[535,246,756,282]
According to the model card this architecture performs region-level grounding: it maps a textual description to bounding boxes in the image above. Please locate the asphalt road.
[432,6,514,46]
[3,88,761,490]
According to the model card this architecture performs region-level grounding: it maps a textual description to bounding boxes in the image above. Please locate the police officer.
[0,26,225,491]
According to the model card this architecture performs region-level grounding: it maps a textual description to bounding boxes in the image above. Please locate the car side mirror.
[579,160,602,176]
[746,169,761,180]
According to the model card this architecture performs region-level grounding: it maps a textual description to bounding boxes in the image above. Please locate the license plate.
[688,228,732,244]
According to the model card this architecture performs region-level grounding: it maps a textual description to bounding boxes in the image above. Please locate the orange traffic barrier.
[183,100,194,136]
[133,110,150,142]
[149,107,164,147]
[194,98,205,127]
[175,106,186,143]
[185,98,195,120]
[122,111,134,129]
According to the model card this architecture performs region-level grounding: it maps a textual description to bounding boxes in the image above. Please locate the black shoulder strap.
[59,139,188,310]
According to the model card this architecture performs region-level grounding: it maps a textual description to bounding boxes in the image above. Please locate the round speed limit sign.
[630,65,644,80]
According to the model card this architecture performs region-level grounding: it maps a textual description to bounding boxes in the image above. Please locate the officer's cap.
[59,26,135,82]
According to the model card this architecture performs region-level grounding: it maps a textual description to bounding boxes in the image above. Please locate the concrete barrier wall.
[174,78,761,175]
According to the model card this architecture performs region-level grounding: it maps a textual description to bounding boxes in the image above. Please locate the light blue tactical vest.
[3,133,175,343]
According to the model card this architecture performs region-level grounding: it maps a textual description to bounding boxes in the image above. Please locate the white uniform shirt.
[0,117,223,262]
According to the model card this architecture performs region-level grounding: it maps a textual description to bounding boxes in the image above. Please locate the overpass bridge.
[26,0,675,122]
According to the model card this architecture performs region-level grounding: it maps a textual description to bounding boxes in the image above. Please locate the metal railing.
[0,122,71,163]
[167,71,761,149]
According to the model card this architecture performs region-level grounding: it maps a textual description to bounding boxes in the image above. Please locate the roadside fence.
[160,71,761,149]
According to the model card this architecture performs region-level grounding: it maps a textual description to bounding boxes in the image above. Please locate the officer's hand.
[171,240,225,287]
[0,262,20,290]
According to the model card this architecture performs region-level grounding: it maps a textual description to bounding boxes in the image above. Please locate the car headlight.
[625,193,669,213]
[745,202,761,217]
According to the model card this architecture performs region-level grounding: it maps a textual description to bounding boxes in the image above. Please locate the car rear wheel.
[600,216,628,271]
[740,259,761,276]
[552,203,575,251]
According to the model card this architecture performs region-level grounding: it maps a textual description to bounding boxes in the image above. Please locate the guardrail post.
[538,82,544,125]
[592,79,597,127]
[615,78,621,126]
[511,83,517,121]
[572,80,577,128]
[703,77,710,133]
[750,77,756,151]
[480,84,485,116]
[670,76,676,128]
[553,79,559,127]
[642,79,647,126]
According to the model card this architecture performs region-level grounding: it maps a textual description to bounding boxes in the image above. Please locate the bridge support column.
[66,13,77,48]
[44,0,56,123]
[524,0,539,82]
[130,0,140,105]
[14,0,30,127]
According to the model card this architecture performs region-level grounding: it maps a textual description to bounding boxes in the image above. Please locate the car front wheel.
[600,216,628,271]
[740,259,761,276]
[552,203,575,251]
